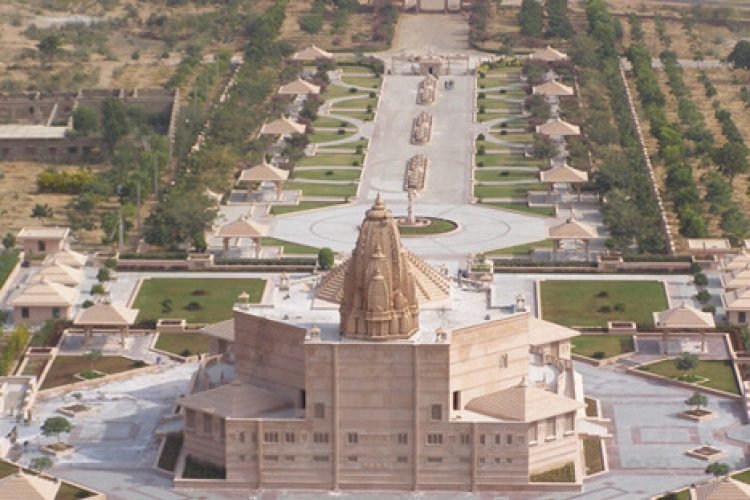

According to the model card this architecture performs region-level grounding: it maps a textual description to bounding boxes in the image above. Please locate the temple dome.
[338,195,422,340]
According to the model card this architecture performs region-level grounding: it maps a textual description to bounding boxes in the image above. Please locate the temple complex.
[178,198,586,491]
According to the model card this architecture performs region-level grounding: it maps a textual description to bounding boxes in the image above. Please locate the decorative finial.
[373,192,384,209]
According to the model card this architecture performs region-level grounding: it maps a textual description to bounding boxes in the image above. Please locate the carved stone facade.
[339,195,420,340]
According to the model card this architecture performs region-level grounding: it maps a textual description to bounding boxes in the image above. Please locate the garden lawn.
[310,130,356,143]
[312,116,355,128]
[475,154,542,168]
[540,280,668,328]
[322,85,366,99]
[340,64,376,74]
[262,237,319,254]
[572,335,635,359]
[478,77,517,88]
[487,239,554,256]
[638,359,739,395]
[474,183,545,199]
[293,169,361,182]
[483,202,555,217]
[298,153,363,167]
[478,112,511,123]
[134,278,265,323]
[41,356,141,390]
[270,201,344,215]
[284,182,357,198]
[734,470,750,484]
[158,433,183,472]
[478,99,518,112]
[331,96,378,109]
[0,459,95,499]
[530,462,575,482]
[0,251,19,289]
[492,132,534,143]
[398,218,457,236]
[583,437,605,475]
[155,332,210,357]
[474,170,537,182]
[340,76,381,88]
[331,110,373,121]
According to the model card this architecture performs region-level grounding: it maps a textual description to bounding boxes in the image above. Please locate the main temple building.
[178,196,586,491]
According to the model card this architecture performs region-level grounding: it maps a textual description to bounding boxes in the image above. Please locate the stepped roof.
[653,303,715,329]
[532,80,574,96]
[539,163,588,183]
[278,79,320,95]
[292,44,333,61]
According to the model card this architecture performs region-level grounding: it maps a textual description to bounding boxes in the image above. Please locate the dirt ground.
[0,162,82,236]
[279,1,378,52]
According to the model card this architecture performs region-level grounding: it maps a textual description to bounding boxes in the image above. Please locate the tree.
[317,247,334,270]
[101,97,130,150]
[705,462,730,478]
[41,416,72,443]
[30,456,53,472]
[570,34,599,68]
[525,95,551,121]
[727,40,750,70]
[518,0,544,37]
[84,350,102,371]
[546,0,574,39]
[31,204,53,218]
[684,391,708,412]
[97,267,111,282]
[2,232,15,251]
[711,141,749,183]
[73,105,99,136]
[674,352,699,376]
[298,14,323,36]
[37,34,61,65]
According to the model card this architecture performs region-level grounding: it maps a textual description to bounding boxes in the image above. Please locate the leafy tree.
[101,97,130,150]
[727,40,750,70]
[298,14,324,36]
[570,34,599,68]
[546,0,573,39]
[41,416,72,443]
[37,34,61,65]
[674,352,699,376]
[317,247,334,270]
[711,141,749,183]
[30,456,53,472]
[684,392,708,412]
[705,462,730,478]
[84,350,102,371]
[31,204,53,218]
[693,272,708,287]
[525,95,551,121]
[97,267,111,282]
[73,105,99,135]
[2,232,16,251]
[518,0,544,37]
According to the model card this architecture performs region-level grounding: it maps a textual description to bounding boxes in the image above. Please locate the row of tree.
[519,0,573,39]
[577,0,665,253]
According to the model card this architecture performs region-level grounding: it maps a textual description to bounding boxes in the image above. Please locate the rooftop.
[16,227,69,240]
[465,382,583,422]
[0,469,60,500]
[0,125,68,140]
[73,302,139,326]
[179,380,294,418]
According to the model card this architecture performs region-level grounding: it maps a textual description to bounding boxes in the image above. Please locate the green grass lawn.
[340,76,381,88]
[310,130,356,143]
[733,470,750,484]
[499,116,530,127]
[475,154,542,168]
[474,182,545,199]
[298,153,363,167]
[41,356,142,390]
[492,132,535,143]
[478,99,518,112]
[331,110,374,121]
[0,459,95,499]
[398,218,457,236]
[540,280,668,328]
[0,251,19,289]
[572,335,635,359]
[483,202,555,217]
[312,116,355,128]
[530,462,575,483]
[270,201,345,215]
[284,181,357,198]
[322,85,367,100]
[583,437,605,475]
[293,169,361,182]
[134,278,265,323]
[158,433,183,472]
[331,96,378,109]
[478,112,511,123]
[155,332,210,357]
[340,65,377,74]
[262,237,319,254]
[639,359,739,395]
[474,169,537,182]
[486,238,554,256]
[478,77,519,88]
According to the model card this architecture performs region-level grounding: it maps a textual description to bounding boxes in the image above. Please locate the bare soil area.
[279,1,378,52]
